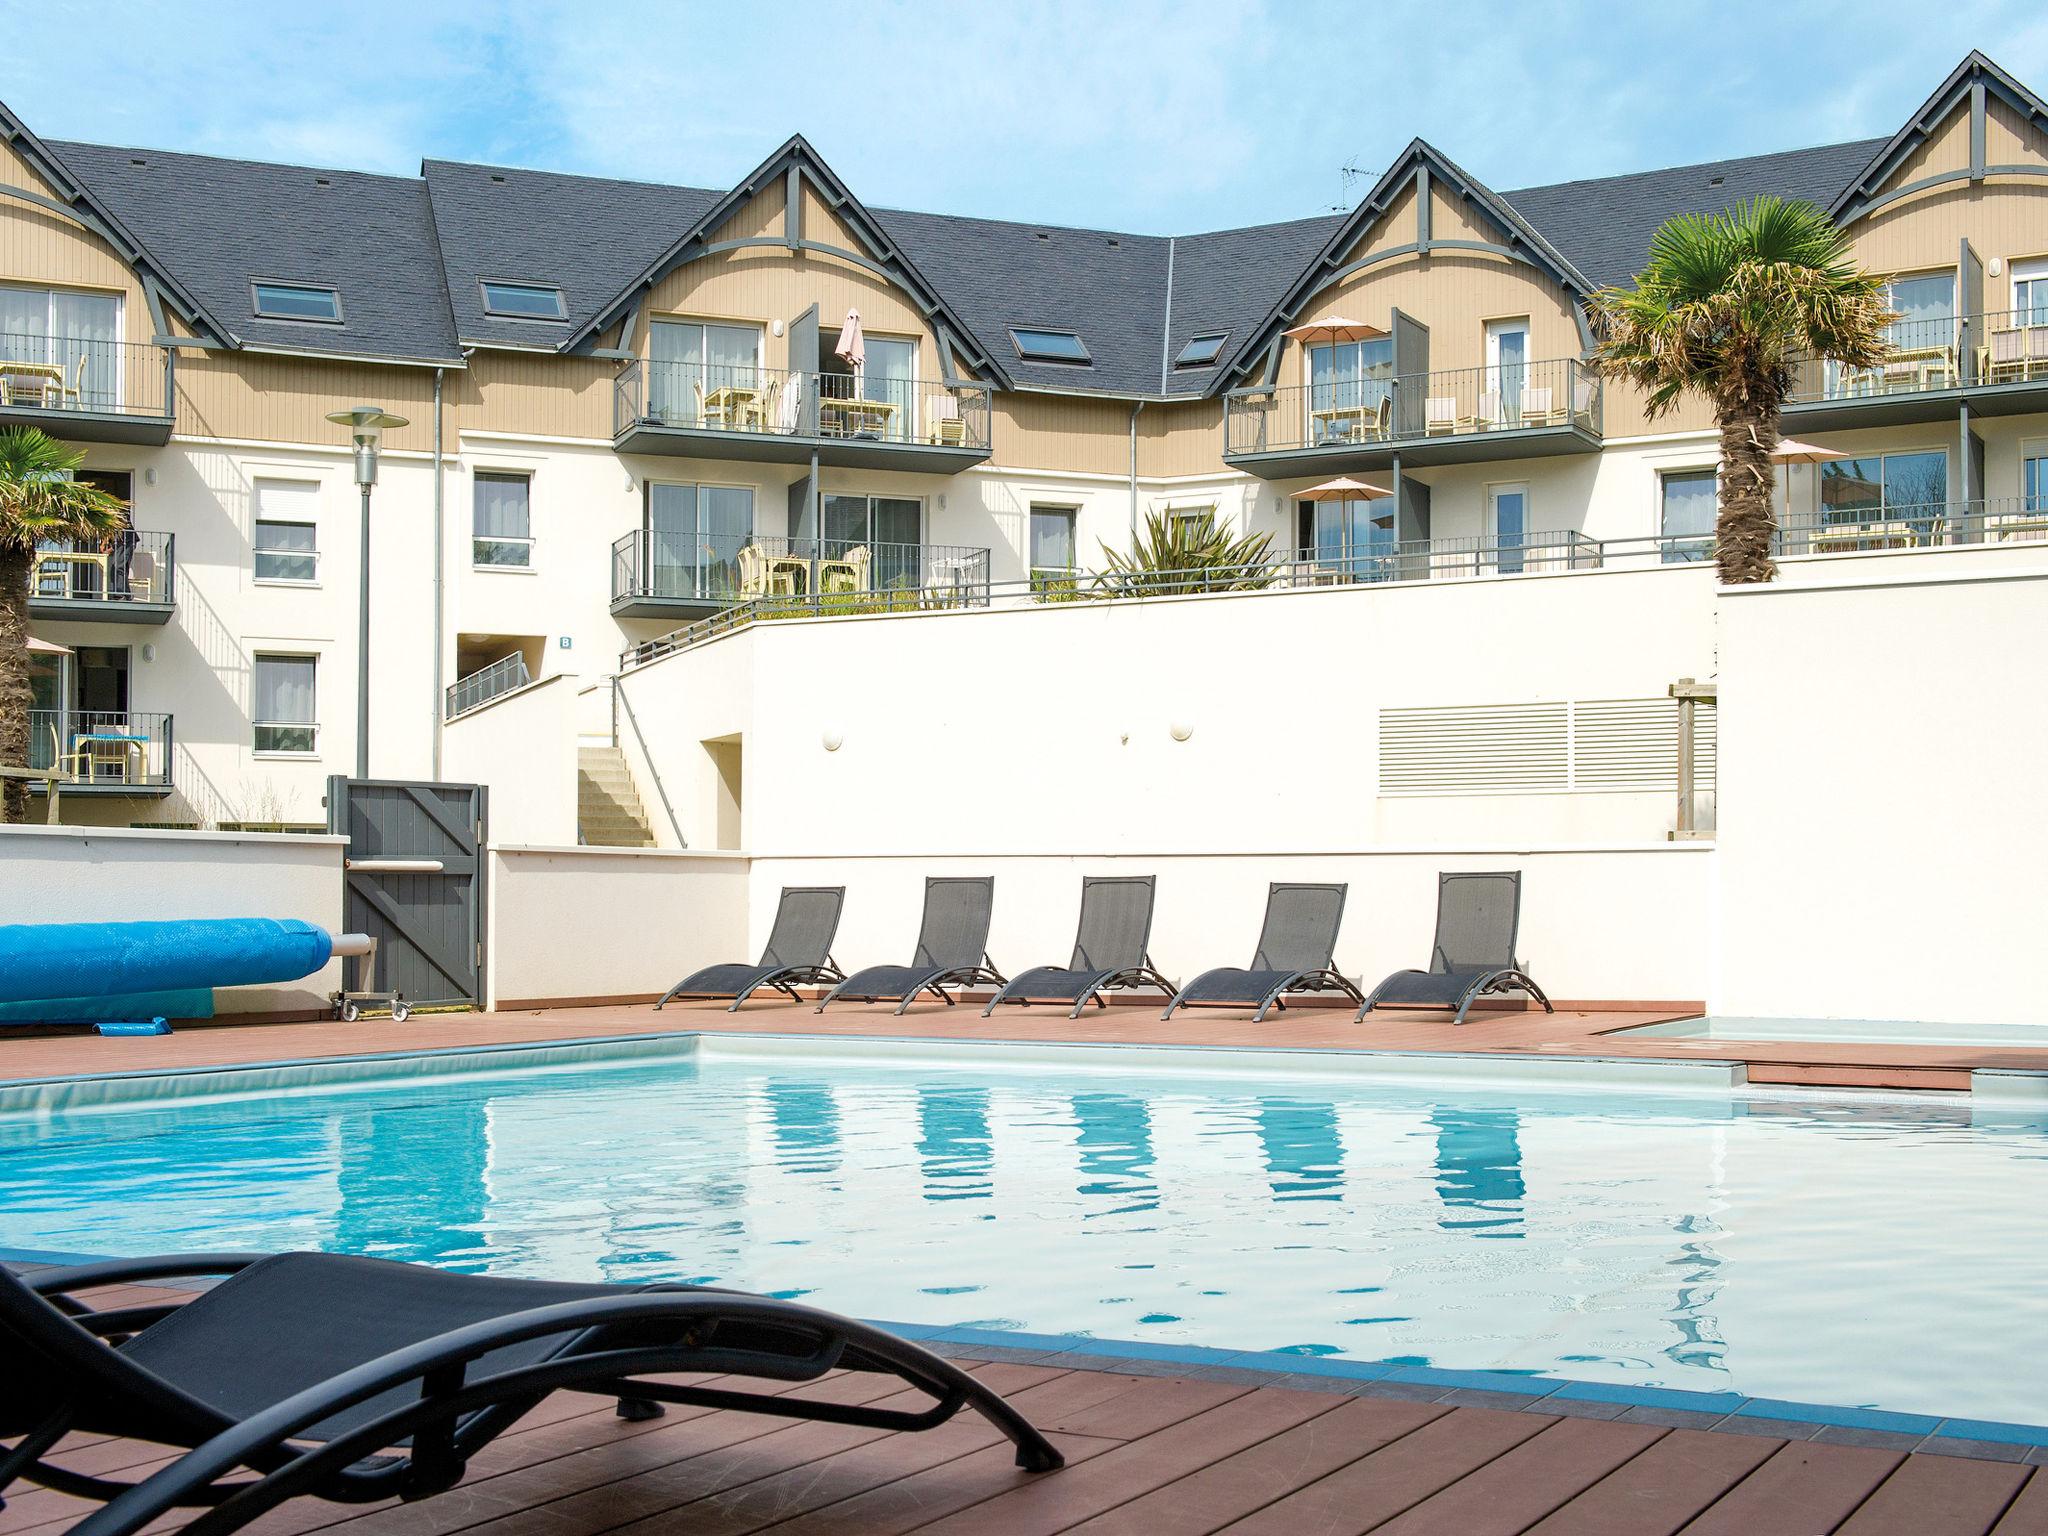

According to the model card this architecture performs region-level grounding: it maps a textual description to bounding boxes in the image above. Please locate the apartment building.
[5,51,2046,832]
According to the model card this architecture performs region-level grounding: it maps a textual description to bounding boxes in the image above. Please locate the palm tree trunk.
[0,547,35,823]
[1717,409,1781,583]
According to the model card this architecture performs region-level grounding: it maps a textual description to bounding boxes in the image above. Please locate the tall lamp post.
[326,406,409,779]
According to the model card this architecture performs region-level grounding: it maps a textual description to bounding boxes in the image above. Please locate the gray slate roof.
[33,125,1920,393]
[49,139,461,364]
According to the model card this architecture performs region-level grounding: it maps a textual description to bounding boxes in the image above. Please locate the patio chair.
[1160,882,1361,1022]
[654,885,845,1010]
[981,875,1173,1019]
[820,545,870,596]
[926,393,965,446]
[816,876,1005,1015]
[0,1250,1062,1536]
[1424,396,1458,435]
[126,548,158,604]
[1356,870,1553,1025]
[1519,385,1560,425]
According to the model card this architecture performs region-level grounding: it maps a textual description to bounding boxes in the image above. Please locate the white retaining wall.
[442,674,580,847]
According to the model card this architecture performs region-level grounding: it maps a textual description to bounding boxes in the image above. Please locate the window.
[820,333,917,439]
[1486,319,1530,422]
[253,655,317,754]
[1487,484,1529,574]
[1306,337,1393,443]
[253,479,319,583]
[480,281,567,320]
[2013,260,2048,326]
[2024,442,2047,513]
[1819,450,1948,525]
[250,282,343,323]
[644,482,755,599]
[1009,328,1091,364]
[1029,507,1077,577]
[1,284,123,410]
[1659,469,1718,563]
[649,319,761,422]
[1173,332,1228,369]
[818,495,922,588]
[473,472,532,567]
[1296,494,1395,582]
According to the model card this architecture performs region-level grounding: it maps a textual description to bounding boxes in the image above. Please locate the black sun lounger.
[1356,871,1553,1025]
[1160,882,1362,1021]
[816,876,1005,1016]
[981,875,1173,1019]
[0,1250,1062,1536]
[655,885,845,1010]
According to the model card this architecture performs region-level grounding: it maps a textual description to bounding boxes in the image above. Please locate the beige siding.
[1140,399,1226,477]
[1852,181,2048,279]
[1297,254,1580,379]
[455,350,616,441]
[1349,183,1419,263]
[1874,105,1973,192]
[0,139,149,320]
[174,351,445,453]
[990,392,1135,474]
[1986,96,2048,165]
[1599,379,1717,439]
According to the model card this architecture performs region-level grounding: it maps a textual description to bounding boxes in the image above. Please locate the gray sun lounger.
[817,876,1006,1016]
[1161,882,1362,1021]
[655,886,846,1010]
[981,876,1173,1019]
[0,1251,1062,1536]
[1356,871,1553,1024]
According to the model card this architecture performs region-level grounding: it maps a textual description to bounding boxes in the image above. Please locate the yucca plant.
[1,427,130,823]
[1592,196,1890,583]
[1094,508,1275,597]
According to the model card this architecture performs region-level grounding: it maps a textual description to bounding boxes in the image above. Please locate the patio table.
[33,549,109,598]
[702,385,765,429]
[67,732,149,785]
[820,395,898,439]
[1,359,66,406]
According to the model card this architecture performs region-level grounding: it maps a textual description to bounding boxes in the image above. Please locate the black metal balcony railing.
[1789,309,2048,404]
[25,710,174,788]
[611,530,991,607]
[613,360,993,451]
[444,652,532,721]
[28,530,175,606]
[1225,358,1601,456]
[0,336,172,419]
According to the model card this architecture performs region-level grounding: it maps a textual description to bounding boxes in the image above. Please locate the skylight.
[1010,328,1091,365]
[481,281,568,321]
[1173,332,1229,368]
[251,281,343,324]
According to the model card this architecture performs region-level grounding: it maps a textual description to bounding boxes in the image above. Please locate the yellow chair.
[820,545,870,595]
[926,395,966,446]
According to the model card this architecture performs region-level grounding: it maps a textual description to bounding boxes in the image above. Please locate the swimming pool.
[5,1036,2046,1424]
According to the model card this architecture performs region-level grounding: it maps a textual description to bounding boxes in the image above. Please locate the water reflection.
[1257,1099,1344,1202]
[765,1079,841,1175]
[335,1099,488,1267]
[917,1086,993,1201]
[1072,1092,1157,1216]
[1430,1109,1525,1238]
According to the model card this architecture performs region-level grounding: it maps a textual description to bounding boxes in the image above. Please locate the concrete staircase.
[577,746,656,847]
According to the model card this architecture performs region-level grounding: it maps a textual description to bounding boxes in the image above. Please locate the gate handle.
[344,859,446,874]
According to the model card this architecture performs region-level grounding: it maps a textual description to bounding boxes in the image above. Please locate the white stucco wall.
[441,673,580,847]
[487,846,750,1006]
[1713,556,2048,1027]
[0,824,346,1012]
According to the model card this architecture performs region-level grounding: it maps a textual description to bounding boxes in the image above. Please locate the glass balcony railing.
[613,361,993,451]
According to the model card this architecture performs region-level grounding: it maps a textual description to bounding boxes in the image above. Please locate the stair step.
[574,746,655,847]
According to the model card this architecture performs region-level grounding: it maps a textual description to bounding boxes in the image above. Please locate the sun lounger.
[1160,882,1361,1021]
[980,875,1172,1019]
[816,876,1005,1015]
[1356,870,1553,1024]
[655,885,844,1010]
[0,1249,1061,1536]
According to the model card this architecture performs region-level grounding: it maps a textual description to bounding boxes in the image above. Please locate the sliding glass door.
[822,494,922,588]
[646,482,755,598]
[648,320,761,424]
[1,285,122,410]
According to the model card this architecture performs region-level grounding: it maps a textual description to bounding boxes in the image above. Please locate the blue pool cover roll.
[0,919,334,1006]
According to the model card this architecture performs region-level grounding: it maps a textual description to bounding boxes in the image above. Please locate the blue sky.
[6,1,2047,234]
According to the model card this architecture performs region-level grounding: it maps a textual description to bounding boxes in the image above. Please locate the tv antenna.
[1334,159,1376,212]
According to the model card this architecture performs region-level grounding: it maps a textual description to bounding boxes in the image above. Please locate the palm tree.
[1592,196,1891,583]
[1094,508,1276,597]
[0,427,130,823]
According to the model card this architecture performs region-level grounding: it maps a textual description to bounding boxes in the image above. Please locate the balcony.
[611,531,991,622]
[25,710,174,797]
[26,530,175,625]
[1784,310,2048,431]
[0,337,176,446]
[612,361,993,472]
[1223,358,1602,478]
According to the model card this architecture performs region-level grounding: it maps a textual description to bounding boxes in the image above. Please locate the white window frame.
[251,652,320,758]
[479,280,567,322]
[1027,504,1080,576]
[472,469,536,571]
[1485,482,1530,573]
[0,283,126,403]
[2012,258,2048,320]
[1657,466,1719,563]
[250,280,343,324]
[252,519,320,585]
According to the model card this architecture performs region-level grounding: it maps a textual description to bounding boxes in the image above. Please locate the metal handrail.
[612,359,993,450]
[26,528,175,605]
[1789,308,2048,403]
[24,709,174,786]
[611,678,685,848]
[1225,356,1601,455]
[444,652,532,720]
[611,530,990,605]
[0,334,172,418]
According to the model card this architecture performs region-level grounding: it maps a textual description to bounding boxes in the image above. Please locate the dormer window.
[1174,332,1229,369]
[1010,328,1091,365]
[480,281,567,321]
[251,281,342,323]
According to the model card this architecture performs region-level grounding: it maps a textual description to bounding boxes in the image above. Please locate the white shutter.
[1379,697,1715,796]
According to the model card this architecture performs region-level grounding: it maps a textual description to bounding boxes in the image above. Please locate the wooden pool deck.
[10,1003,2048,1532]
[7,994,2048,1094]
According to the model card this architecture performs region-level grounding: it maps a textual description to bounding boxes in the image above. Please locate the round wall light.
[822,729,844,752]
[1169,720,1193,742]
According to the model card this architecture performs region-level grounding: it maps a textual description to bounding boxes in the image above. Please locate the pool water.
[5,1045,2046,1423]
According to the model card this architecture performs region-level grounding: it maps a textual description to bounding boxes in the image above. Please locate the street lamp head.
[325,405,410,486]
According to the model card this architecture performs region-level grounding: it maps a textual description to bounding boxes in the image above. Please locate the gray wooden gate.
[326,776,487,1008]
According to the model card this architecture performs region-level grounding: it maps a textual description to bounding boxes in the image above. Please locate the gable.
[1832,52,2048,224]
[0,136,150,316]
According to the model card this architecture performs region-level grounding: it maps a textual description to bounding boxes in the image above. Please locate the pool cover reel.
[0,918,335,1006]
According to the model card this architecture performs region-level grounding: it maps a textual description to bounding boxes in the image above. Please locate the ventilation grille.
[1379,698,1715,797]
